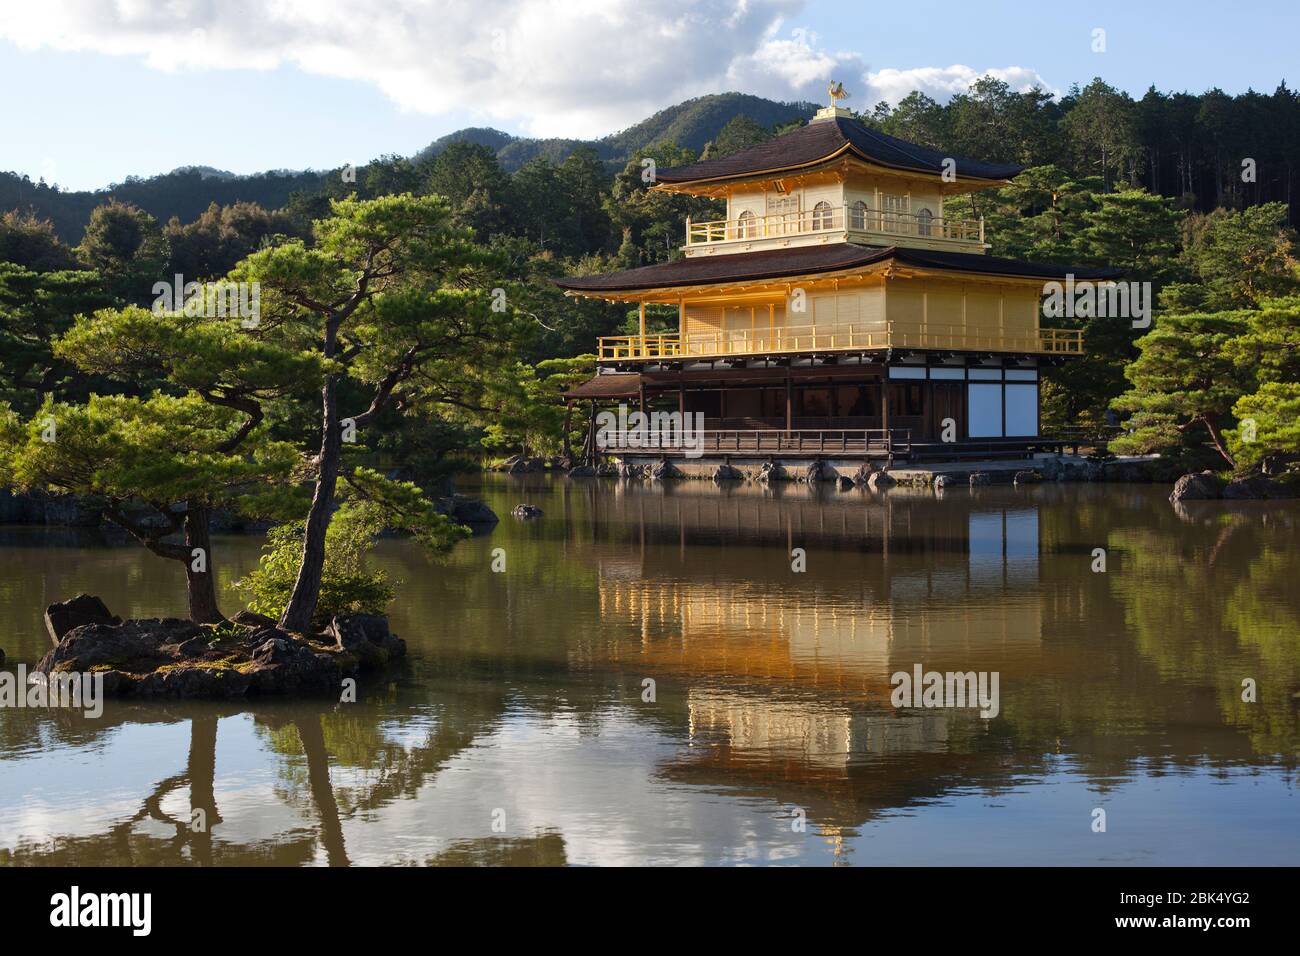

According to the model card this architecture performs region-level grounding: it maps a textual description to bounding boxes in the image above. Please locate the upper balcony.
[685,204,986,256]
[598,322,1083,362]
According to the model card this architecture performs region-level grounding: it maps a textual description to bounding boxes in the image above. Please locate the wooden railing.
[598,322,1083,360]
[598,428,914,456]
[686,205,983,246]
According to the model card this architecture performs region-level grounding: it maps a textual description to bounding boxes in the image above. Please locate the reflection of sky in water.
[969,509,1039,585]
[5,704,1295,866]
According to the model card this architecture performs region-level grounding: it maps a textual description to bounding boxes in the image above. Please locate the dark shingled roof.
[656,116,1024,185]
[562,372,642,400]
[555,244,1122,294]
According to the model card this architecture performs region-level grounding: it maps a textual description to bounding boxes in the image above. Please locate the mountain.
[0,166,330,242]
[414,92,818,172]
[3,92,815,241]
[605,92,817,156]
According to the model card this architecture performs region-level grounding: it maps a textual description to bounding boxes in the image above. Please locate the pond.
[1,476,1297,866]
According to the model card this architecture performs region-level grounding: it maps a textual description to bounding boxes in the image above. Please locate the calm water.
[1,476,1297,866]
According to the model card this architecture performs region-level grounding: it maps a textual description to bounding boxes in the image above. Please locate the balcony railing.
[599,322,1082,360]
[686,205,984,246]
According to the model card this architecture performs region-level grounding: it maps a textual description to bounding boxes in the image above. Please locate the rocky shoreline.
[542,454,1299,503]
[33,594,405,700]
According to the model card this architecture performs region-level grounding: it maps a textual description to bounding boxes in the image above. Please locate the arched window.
[849,200,868,231]
[736,209,757,239]
[811,200,834,231]
[916,207,934,237]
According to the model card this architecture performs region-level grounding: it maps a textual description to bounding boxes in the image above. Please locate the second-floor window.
[849,200,868,230]
[916,207,934,237]
[880,194,909,230]
[736,209,757,239]
[811,200,834,231]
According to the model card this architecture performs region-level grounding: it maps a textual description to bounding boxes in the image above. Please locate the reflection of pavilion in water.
[596,492,1044,694]
[591,491,1047,840]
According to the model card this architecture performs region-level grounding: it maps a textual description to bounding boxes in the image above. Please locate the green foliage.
[234,501,397,625]
[1059,79,1142,188]
[74,201,168,303]
[0,263,117,413]
[1110,310,1252,464]
[0,211,76,271]
[479,355,596,456]
[703,115,770,158]
[1161,204,1300,312]
[1228,383,1300,467]
[164,200,304,279]
[3,393,302,516]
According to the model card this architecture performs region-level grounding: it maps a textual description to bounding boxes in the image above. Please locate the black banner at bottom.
[0,865,1281,942]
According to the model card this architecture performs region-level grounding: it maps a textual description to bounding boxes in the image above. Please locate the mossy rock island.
[35,596,405,700]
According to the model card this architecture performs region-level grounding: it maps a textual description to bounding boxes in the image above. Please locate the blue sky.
[2,0,1297,192]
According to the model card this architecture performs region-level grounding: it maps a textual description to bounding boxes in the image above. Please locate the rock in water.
[1222,474,1294,500]
[969,472,992,487]
[45,593,120,647]
[867,471,896,492]
[650,458,684,480]
[756,461,789,483]
[38,617,191,671]
[512,504,544,520]
[1169,471,1222,502]
[567,464,597,477]
[325,614,406,669]
[1013,470,1041,485]
[32,610,406,700]
[713,462,744,481]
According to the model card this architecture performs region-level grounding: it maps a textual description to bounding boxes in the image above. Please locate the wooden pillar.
[785,374,793,436]
[638,302,646,343]
[638,381,646,415]
[881,374,890,449]
[921,378,932,440]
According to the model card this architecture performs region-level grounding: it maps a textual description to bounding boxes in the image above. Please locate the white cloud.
[0,1,1053,139]
[861,64,1058,108]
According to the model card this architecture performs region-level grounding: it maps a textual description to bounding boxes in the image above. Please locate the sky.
[2,0,1298,192]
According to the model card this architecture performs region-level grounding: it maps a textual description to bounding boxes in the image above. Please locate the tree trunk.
[183,502,224,624]
[280,372,341,633]
[1201,413,1236,467]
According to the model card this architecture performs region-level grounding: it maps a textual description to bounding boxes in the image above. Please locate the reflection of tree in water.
[424,831,567,866]
[254,687,510,846]
[0,710,318,866]
[1109,508,1300,761]
[1,682,513,866]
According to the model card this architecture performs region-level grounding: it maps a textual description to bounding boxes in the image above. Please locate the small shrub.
[234,502,396,628]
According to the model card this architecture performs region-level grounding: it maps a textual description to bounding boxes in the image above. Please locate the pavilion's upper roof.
[555,243,1122,295]
[655,115,1024,187]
